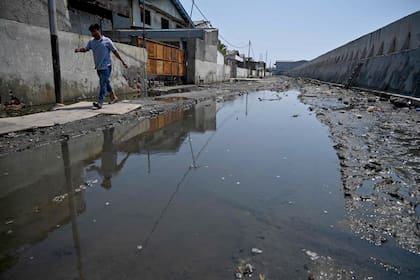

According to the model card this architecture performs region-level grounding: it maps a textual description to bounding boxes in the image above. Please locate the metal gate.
[137,38,185,80]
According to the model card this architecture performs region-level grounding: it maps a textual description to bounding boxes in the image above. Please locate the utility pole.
[247,40,251,78]
[142,0,146,43]
[265,51,268,77]
[48,0,63,106]
[142,0,148,97]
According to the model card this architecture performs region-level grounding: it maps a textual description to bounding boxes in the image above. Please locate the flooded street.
[1,90,419,279]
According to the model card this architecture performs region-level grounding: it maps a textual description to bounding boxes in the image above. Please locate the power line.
[190,1,249,50]
[219,33,249,49]
[192,1,212,27]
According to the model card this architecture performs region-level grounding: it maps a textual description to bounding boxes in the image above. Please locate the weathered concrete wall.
[215,51,231,82]
[68,7,113,35]
[237,67,248,78]
[0,0,71,31]
[0,19,147,105]
[191,29,222,83]
[288,11,420,97]
[274,60,307,75]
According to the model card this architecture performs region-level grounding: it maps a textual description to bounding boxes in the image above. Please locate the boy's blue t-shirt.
[86,36,117,70]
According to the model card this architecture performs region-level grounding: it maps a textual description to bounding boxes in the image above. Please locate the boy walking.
[75,24,127,109]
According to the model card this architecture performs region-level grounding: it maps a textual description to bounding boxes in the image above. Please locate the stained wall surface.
[288,11,420,97]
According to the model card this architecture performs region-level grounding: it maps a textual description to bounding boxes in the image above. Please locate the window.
[140,8,151,25]
[161,18,169,29]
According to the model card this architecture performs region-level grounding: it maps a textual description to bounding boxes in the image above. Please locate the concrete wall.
[0,0,71,31]
[237,67,248,78]
[68,7,113,35]
[0,19,147,105]
[288,11,420,97]
[274,60,307,75]
[189,29,223,84]
[216,51,231,82]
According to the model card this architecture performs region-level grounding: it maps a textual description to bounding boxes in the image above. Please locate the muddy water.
[0,91,419,279]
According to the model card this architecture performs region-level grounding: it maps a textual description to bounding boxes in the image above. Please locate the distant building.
[273,60,307,75]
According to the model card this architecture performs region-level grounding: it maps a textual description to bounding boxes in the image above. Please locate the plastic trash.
[251,248,263,254]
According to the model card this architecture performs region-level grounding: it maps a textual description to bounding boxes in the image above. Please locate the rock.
[390,97,409,108]
[367,106,376,112]
[364,161,382,172]
[235,272,243,279]
[367,97,376,103]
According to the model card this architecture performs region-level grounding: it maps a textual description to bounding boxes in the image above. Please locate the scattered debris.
[367,106,377,112]
[303,249,320,261]
[84,179,99,187]
[52,193,68,203]
[236,263,255,279]
[251,248,263,255]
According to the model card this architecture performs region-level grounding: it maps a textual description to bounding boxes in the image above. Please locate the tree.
[218,40,227,55]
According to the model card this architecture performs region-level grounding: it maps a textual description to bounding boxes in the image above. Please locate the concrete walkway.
[0,101,141,135]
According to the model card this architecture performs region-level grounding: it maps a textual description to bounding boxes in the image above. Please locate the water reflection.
[88,128,130,190]
[62,139,84,280]
[2,92,418,279]
[0,99,217,275]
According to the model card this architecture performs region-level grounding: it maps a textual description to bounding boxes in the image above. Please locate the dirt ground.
[1,76,419,278]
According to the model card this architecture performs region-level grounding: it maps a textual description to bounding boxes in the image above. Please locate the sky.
[179,0,420,65]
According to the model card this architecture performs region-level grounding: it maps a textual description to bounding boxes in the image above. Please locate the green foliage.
[218,40,227,55]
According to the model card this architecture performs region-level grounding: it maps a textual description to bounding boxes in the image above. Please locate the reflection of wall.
[0,100,218,267]
[118,100,217,154]
[0,132,103,198]
[0,146,86,271]
[193,99,217,132]
[0,171,86,262]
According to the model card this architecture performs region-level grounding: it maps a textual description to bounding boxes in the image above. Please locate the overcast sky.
[179,0,420,65]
